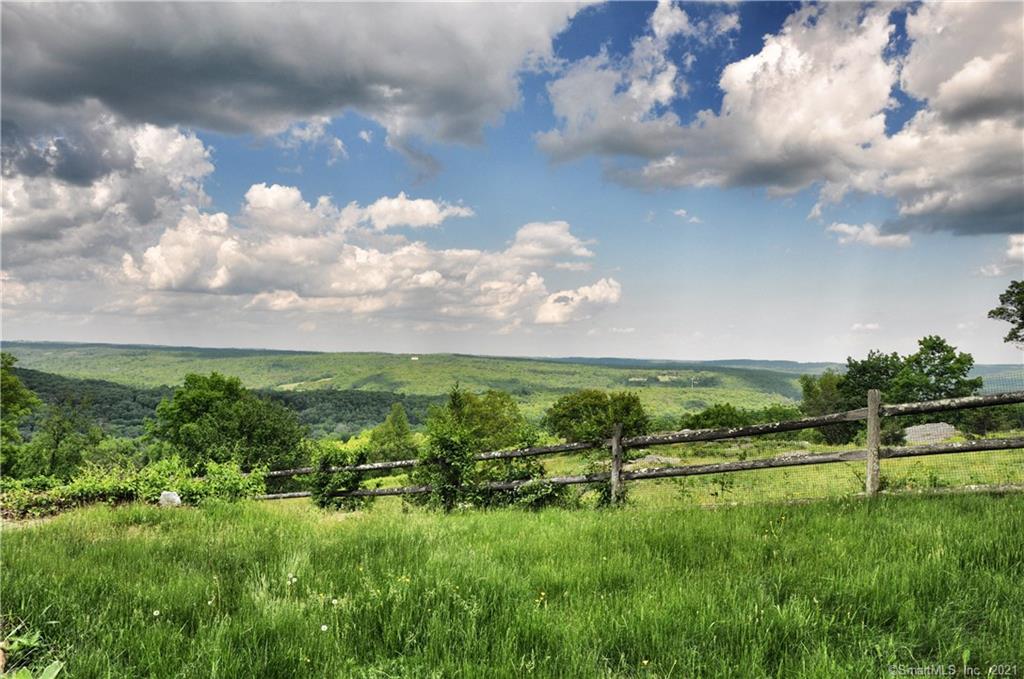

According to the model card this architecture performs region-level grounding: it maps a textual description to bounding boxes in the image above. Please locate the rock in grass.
[158,491,182,507]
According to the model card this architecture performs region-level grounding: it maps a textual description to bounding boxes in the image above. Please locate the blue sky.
[2,2,1022,362]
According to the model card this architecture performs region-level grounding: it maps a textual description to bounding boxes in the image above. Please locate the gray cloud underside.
[1,2,581,185]
[2,3,578,138]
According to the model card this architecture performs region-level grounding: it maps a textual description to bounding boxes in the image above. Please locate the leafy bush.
[0,475,62,493]
[677,403,804,440]
[147,372,305,471]
[542,389,650,443]
[0,457,265,519]
[409,385,546,512]
[412,389,477,512]
[510,478,578,511]
[309,441,373,511]
[475,457,547,509]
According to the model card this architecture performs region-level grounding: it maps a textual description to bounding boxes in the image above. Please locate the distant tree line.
[13,367,438,439]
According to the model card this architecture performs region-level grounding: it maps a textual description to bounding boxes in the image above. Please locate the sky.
[1,1,1022,363]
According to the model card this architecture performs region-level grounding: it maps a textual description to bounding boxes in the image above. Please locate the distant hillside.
[688,359,844,374]
[14,367,440,438]
[7,341,1018,425]
[4,341,806,421]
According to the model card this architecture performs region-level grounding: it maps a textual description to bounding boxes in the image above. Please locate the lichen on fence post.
[866,389,881,496]
[610,423,624,505]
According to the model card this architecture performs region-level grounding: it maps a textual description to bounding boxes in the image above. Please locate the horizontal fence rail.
[257,390,1024,503]
[257,437,1024,502]
[265,440,600,479]
[878,391,1024,417]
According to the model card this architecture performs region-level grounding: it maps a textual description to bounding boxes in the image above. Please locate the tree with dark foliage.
[148,372,305,471]
[988,280,1024,347]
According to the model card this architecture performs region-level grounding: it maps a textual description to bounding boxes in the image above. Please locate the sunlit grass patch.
[2,494,1022,677]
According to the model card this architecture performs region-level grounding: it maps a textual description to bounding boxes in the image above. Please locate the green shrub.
[408,385,547,512]
[543,389,650,443]
[135,457,193,502]
[510,478,578,511]
[678,403,804,440]
[0,475,62,493]
[475,457,546,508]
[309,441,372,511]
[147,372,306,471]
[0,457,264,519]
[411,390,476,512]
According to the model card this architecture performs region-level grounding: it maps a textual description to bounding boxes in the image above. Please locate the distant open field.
[3,493,1021,677]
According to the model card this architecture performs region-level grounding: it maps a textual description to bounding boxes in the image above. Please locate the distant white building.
[410,356,419,361]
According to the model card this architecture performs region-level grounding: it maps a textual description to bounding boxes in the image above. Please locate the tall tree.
[988,280,1024,347]
[838,350,904,407]
[148,372,305,470]
[18,400,103,478]
[1,353,42,476]
[889,336,983,403]
[543,389,650,443]
[799,370,856,444]
[1,352,40,448]
[367,402,419,462]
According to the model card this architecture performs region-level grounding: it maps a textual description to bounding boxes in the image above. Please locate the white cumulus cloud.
[979,234,1024,277]
[118,184,617,329]
[826,223,911,249]
[535,278,622,324]
[339,192,474,231]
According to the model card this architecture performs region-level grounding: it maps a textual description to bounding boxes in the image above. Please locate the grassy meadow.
[330,434,1024,511]
[3,493,1022,678]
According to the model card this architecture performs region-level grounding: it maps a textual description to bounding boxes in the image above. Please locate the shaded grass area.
[3,494,1023,677]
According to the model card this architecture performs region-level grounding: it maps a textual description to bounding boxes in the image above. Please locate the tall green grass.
[2,494,1022,677]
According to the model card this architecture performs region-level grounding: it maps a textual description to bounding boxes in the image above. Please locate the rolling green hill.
[4,341,807,421]
[7,341,1019,425]
[11,367,440,438]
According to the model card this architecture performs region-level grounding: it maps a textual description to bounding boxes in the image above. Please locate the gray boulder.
[158,491,182,507]
[904,422,957,444]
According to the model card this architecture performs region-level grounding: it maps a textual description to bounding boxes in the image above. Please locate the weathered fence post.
[610,422,624,505]
[866,389,881,496]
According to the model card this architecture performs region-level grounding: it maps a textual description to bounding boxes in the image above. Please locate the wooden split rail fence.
[258,390,1024,503]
